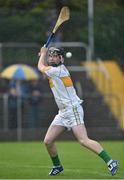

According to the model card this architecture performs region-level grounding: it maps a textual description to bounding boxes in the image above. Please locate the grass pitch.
[0,141,123,179]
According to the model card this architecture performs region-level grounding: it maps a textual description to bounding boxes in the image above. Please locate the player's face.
[48,54,61,66]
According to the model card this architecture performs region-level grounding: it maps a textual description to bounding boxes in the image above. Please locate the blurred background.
[0,0,124,141]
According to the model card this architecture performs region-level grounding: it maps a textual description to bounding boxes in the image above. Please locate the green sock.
[99,150,111,164]
[51,154,61,166]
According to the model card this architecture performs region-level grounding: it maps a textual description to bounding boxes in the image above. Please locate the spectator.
[8,81,18,129]
[8,80,29,129]
[29,80,42,128]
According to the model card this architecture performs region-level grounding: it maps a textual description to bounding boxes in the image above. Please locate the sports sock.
[51,154,61,166]
[98,150,111,164]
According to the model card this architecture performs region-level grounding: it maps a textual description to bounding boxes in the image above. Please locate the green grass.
[0,141,124,179]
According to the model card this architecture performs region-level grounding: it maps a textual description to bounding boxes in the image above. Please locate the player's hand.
[38,47,48,56]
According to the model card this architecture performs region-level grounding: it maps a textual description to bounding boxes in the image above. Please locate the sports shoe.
[49,165,64,176]
[108,160,119,176]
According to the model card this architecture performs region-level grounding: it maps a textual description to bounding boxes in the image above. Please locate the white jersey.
[43,64,83,110]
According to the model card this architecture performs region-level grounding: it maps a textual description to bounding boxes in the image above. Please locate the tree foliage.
[0,0,124,60]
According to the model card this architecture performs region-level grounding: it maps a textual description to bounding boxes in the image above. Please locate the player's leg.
[44,124,65,175]
[72,124,103,153]
[44,124,65,157]
[72,124,118,175]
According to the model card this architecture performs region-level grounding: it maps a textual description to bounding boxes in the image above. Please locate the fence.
[0,67,123,141]
[0,42,91,71]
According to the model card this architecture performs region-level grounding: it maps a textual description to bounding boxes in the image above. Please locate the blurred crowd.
[0,78,43,129]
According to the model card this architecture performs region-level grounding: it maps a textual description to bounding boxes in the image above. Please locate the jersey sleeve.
[43,66,61,77]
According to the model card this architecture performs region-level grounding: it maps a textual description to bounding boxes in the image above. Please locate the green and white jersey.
[43,64,83,110]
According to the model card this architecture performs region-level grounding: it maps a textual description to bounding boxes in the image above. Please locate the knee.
[43,137,53,146]
[79,138,90,146]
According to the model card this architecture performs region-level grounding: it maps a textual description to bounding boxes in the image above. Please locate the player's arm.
[38,47,51,73]
[38,47,60,77]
